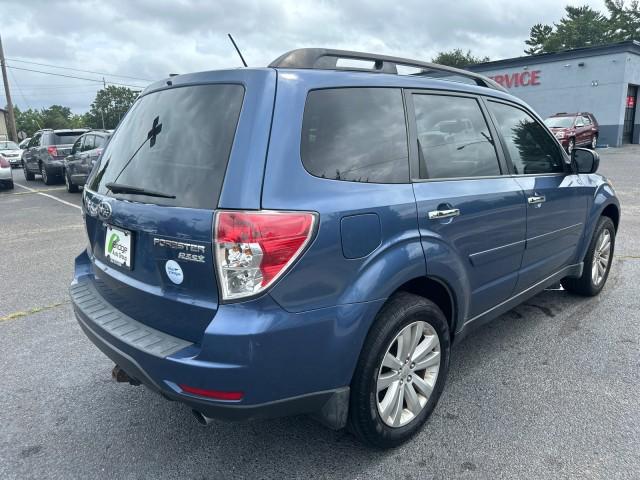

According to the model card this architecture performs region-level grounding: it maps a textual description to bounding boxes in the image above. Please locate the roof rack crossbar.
[269,48,507,92]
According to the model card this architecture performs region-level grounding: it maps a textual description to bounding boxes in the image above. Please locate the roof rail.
[269,48,507,92]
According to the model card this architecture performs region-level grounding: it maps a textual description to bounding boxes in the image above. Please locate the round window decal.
[165,260,184,285]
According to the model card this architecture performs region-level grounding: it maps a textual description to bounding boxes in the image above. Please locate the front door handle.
[528,195,546,205]
[428,208,460,220]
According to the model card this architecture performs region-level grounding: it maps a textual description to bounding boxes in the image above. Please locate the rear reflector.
[179,384,244,401]
[214,210,317,301]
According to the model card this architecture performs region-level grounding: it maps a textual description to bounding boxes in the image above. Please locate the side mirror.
[572,147,600,174]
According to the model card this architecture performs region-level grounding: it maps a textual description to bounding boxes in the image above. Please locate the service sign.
[489,70,541,88]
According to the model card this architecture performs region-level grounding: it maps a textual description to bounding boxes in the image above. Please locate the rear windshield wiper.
[105,182,176,199]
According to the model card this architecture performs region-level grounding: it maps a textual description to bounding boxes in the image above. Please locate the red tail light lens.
[0,156,9,168]
[47,146,58,156]
[214,210,317,301]
[179,384,243,401]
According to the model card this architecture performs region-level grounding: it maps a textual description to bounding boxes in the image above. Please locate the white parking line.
[13,182,81,210]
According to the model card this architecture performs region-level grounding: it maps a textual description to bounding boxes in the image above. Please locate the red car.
[544,112,599,153]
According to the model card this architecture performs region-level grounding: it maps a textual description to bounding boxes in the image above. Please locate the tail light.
[47,146,58,156]
[0,156,9,168]
[214,210,317,301]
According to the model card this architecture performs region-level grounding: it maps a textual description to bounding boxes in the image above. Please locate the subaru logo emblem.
[97,201,112,220]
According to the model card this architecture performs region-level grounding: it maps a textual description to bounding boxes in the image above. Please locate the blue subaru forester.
[71,49,620,448]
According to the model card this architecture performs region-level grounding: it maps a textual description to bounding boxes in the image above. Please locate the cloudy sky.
[1,0,606,113]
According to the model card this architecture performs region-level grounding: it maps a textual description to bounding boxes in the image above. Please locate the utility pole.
[0,35,18,142]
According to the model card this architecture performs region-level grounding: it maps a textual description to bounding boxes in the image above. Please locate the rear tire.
[591,134,598,149]
[41,164,54,185]
[567,138,575,154]
[562,216,615,296]
[23,162,35,181]
[348,292,450,448]
[4,180,14,189]
[65,170,79,193]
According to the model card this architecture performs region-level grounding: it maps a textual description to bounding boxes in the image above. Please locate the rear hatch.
[82,82,246,342]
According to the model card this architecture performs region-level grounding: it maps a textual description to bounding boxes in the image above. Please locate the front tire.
[349,292,450,448]
[562,216,615,296]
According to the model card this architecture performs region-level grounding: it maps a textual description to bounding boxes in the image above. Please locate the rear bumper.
[71,251,382,426]
[70,173,88,185]
[46,160,64,175]
[74,302,345,423]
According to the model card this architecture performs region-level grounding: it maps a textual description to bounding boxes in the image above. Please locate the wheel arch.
[391,276,458,340]
[601,203,619,232]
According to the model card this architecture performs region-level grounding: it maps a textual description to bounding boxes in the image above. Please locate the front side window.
[489,101,564,175]
[95,135,107,148]
[412,94,500,179]
[72,137,83,154]
[83,135,95,151]
[301,88,409,183]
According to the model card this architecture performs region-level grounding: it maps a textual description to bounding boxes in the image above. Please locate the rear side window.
[89,84,244,209]
[301,88,409,183]
[53,132,83,145]
[488,101,564,175]
[412,94,500,179]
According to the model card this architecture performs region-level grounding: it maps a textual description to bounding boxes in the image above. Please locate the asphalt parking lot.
[1,149,638,480]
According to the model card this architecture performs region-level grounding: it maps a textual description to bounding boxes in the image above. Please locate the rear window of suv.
[53,132,84,145]
[88,84,244,209]
[301,88,409,183]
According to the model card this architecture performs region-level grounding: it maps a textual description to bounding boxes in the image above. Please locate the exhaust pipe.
[191,409,215,426]
[111,365,141,386]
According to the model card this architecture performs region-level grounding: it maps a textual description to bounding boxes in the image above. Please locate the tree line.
[433,0,640,68]
[12,85,139,137]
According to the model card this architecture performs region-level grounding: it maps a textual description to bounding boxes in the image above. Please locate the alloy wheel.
[592,229,612,286]
[376,321,441,428]
[591,135,597,149]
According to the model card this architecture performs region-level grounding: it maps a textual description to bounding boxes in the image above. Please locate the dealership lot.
[1,148,638,479]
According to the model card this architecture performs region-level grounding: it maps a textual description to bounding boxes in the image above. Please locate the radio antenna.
[227,34,248,67]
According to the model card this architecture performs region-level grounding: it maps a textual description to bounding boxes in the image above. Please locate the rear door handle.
[428,208,460,220]
[528,195,546,205]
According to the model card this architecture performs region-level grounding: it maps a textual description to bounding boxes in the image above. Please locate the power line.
[6,65,147,89]
[8,67,34,110]
[6,57,153,82]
